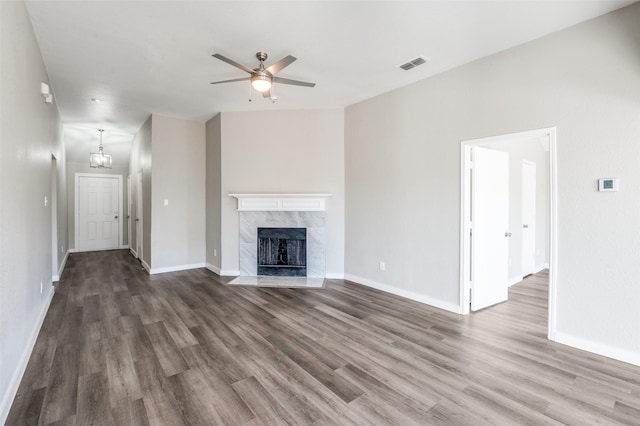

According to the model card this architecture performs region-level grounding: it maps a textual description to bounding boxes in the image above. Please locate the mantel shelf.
[229,193,332,212]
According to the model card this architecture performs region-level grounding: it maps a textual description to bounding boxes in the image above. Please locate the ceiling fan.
[210,52,315,99]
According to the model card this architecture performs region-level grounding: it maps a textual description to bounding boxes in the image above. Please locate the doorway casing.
[459,127,558,340]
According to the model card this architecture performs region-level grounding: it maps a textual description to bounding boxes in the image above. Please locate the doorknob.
[505,232,512,237]
[523,224,529,229]
[114,215,119,219]
[135,218,140,222]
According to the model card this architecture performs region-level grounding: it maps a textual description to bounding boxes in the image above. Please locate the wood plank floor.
[7,250,640,425]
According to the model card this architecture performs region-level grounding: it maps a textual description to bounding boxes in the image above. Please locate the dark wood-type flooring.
[7,250,640,425]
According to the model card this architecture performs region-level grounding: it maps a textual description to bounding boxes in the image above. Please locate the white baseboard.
[535,263,549,273]
[129,248,138,258]
[220,269,240,276]
[553,331,640,367]
[0,286,55,425]
[508,275,523,287]
[141,260,151,273]
[149,263,206,275]
[69,247,129,253]
[344,274,463,314]
[120,244,130,249]
[52,251,69,282]
[206,263,221,275]
[325,273,344,279]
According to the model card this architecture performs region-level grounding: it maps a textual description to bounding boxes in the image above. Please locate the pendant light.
[89,129,112,169]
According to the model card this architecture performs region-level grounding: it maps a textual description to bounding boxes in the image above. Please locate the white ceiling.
[24,0,634,167]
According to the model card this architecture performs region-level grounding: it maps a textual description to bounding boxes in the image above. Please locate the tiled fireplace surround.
[230,194,331,280]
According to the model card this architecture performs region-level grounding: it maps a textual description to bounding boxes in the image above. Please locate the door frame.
[459,127,558,340]
[74,173,124,251]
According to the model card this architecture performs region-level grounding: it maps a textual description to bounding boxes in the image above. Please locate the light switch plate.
[598,178,619,192]
[164,199,169,206]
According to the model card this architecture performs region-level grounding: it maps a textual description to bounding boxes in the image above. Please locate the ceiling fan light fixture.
[251,73,271,92]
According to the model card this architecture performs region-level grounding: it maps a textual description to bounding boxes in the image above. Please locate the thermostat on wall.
[598,178,619,192]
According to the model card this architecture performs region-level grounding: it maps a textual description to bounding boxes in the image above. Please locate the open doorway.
[460,127,558,339]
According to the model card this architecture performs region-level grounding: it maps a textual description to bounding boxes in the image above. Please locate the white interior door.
[127,175,132,253]
[471,147,510,311]
[51,155,58,279]
[77,176,119,251]
[136,170,143,259]
[522,161,536,276]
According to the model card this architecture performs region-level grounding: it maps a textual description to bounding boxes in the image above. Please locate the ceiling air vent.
[399,56,430,71]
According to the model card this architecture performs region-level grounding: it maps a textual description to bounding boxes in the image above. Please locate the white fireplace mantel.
[229,193,332,212]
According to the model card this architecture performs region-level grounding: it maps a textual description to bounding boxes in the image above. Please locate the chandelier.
[89,129,112,169]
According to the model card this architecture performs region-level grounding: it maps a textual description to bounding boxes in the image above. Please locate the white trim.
[459,127,557,328]
[52,250,69,282]
[120,245,129,249]
[206,263,221,275]
[535,263,549,273]
[130,248,138,258]
[325,273,345,279]
[508,275,523,287]
[74,173,124,251]
[220,269,240,276]
[0,286,55,425]
[344,274,463,314]
[149,263,206,275]
[554,331,640,367]
[69,247,124,253]
[229,193,332,212]
[141,260,151,273]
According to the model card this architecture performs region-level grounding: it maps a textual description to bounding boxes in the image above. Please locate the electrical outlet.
[44,196,48,206]
[61,245,64,253]
[214,249,217,257]
[40,281,43,294]
[379,261,386,272]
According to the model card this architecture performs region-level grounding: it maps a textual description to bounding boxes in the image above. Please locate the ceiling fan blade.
[212,54,255,74]
[265,55,297,75]
[272,76,316,88]
[210,77,250,85]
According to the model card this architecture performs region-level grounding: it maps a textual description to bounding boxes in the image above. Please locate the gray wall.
[205,113,222,270]
[484,137,549,283]
[150,114,206,270]
[0,1,67,421]
[218,109,345,276]
[345,4,640,362]
[66,162,129,250]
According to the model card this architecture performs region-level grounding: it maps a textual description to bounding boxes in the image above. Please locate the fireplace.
[257,227,306,276]
[230,193,331,279]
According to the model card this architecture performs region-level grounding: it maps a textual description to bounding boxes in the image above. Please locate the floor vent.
[399,56,429,71]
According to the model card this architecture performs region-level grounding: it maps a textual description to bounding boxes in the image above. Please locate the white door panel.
[77,176,119,250]
[136,170,143,260]
[522,161,536,276]
[471,147,510,311]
